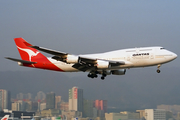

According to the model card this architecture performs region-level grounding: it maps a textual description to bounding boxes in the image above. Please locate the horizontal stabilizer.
[5,57,37,64]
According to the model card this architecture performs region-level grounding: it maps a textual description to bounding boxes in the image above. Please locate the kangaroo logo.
[17,46,40,61]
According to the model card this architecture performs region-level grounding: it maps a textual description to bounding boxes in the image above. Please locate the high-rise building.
[177,112,180,120]
[36,91,46,101]
[83,99,94,117]
[157,104,180,115]
[69,86,83,112]
[16,93,33,100]
[60,102,69,112]
[12,102,17,111]
[16,93,24,100]
[105,112,140,120]
[0,89,11,110]
[136,110,145,119]
[11,100,25,111]
[94,100,107,113]
[46,92,55,109]
[55,96,61,109]
[40,102,46,111]
[145,109,166,120]
[26,93,33,99]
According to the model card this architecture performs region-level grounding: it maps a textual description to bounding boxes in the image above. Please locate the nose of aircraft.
[163,50,178,63]
[173,53,178,59]
[170,51,178,60]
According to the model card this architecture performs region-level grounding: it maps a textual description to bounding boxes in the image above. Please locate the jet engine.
[98,70,111,75]
[66,55,79,63]
[103,70,111,75]
[111,69,126,75]
[97,60,110,69]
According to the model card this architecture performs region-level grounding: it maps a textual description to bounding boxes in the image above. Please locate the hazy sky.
[1,1,180,109]
[1,0,179,72]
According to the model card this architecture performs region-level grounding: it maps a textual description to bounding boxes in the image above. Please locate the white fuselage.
[48,46,177,72]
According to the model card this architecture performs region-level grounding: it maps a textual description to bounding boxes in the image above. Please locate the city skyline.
[0,87,179,120]
[1,67,180,111]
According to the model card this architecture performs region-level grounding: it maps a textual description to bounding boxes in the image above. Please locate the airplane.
[6,38,177,80]
[1,115,9,120]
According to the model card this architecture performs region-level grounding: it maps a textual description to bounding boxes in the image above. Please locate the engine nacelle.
[103,70,111,75]
[66,55,79,63]
[97,60,110,69]
[111,69,126,75]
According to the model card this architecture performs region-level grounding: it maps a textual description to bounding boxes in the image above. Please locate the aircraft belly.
[54,63,79,72]
[48,58,79,72]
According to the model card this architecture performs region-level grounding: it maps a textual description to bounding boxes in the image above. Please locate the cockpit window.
[160,48,165,50]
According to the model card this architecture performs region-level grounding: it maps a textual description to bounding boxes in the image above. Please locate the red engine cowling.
[111,69,126,75]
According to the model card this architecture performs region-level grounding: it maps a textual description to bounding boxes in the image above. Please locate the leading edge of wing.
[30,46,68,57]
[79,56,125,65]
[30,46,125,66]
[72,56,126,71]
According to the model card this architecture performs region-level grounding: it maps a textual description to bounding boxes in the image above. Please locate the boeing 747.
[6,38,177,80]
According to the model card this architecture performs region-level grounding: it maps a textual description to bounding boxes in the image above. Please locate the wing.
[30,46,68,62]
[30,46,125,71]
[72,56,125,71]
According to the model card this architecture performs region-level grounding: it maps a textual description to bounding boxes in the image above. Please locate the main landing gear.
[87,73,98,78]
[157,64,161,73]
[87,71,107,80]
[101,74,107,80]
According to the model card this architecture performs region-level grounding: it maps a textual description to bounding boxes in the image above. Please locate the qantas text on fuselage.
[6,38,177,80]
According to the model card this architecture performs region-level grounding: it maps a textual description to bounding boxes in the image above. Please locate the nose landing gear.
[157,64,161,73]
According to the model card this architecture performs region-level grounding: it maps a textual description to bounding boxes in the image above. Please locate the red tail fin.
[14,38,46,61]
[13,38,63,71]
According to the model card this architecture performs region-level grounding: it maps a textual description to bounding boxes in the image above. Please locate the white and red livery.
[6,38,177,80]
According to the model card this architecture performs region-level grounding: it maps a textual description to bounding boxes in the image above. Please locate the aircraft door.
[127,56,130,61]
[150,53,154,59]
[127,54,130,61]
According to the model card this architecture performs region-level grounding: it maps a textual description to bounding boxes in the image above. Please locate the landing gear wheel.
[157,64,161,73]
[87,74,91,77]
[88,73,98,79]
[157,69,161,73]
[101,76,105,80]
[102,74,107,77]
